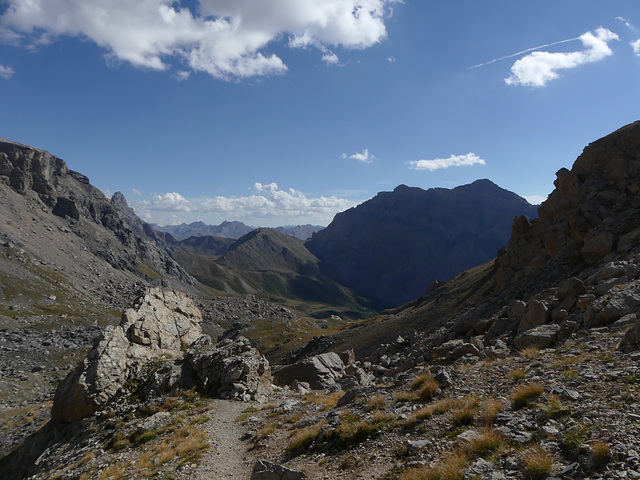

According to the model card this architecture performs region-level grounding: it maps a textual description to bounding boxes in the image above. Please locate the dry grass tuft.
[302,391,343,410]
[401,451,467,480]
[479,399,504,426]
[367,394,387,411]
[510,382,544,409]
[395,390,420,402]
[509,368,527,382]
[418,379,441,402]
[411,373,434,390]
[466,429,504,458]
[288,420,326,455]
[591,441,610,465]
[521,446,555,480]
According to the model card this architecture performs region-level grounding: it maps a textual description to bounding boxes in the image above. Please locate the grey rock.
[273,352,346,390]
[514,324,560,350]
[618,317,640,352]
[251,460,306,480]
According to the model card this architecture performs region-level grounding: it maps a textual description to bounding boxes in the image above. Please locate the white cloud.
[135,183,355,224]
[131,188,142,196]
[0,64,15,79]
[505,28,619,87]
[386,56,395,63]
[342,148,374,163]
[174,70,191,81]
[632,39,640,55]
[1,0,399,79]
[407,153,485,171]
[523,194,547,205]
[322,52,340,66]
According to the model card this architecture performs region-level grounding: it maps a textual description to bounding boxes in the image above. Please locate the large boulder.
[273,352,347,390]
[187,336,271,401]
[52,288,204,422]
[52,288,272,422]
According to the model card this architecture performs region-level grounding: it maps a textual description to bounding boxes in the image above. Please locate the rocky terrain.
[171,228,374,320]
[1,121,640,480]
[307,179,538,308]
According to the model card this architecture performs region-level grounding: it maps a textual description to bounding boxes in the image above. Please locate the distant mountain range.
[153,220,324,240]
[307,179,539,308]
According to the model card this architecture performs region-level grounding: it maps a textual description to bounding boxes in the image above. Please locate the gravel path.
[190,400,256,479]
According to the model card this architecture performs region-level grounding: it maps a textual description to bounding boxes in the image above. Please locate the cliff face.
[0,138,193,286]
[307,179,538,308]
[497,121,640,290]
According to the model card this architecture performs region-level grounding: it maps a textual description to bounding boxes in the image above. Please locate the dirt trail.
[190,400,256,479]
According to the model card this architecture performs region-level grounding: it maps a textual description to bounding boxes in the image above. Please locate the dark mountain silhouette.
[307,179,538,308]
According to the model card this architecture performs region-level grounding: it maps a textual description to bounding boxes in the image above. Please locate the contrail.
[468,36,581,70]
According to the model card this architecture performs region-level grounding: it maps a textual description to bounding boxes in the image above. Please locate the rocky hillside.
[172,228,374,320]
[0,139,194,293]
[307,179,538,308]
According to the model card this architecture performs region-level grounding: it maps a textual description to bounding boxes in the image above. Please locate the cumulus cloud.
[135,183,355,224]
[342,148,374,163]
[632,39,640,55]
[0,64,15,79]
[523,194,547,205]
[505,28,619,87]
[0,0,399,79]
[322,52,341,66]
[131,188,142,196]
[407,153,485,171]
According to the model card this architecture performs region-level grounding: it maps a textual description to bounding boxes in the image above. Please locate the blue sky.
[1,1,639,227]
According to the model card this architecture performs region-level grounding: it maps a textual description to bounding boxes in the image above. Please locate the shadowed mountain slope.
[307,179,538,308]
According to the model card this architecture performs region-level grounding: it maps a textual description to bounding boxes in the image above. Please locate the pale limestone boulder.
[52,288,204,423]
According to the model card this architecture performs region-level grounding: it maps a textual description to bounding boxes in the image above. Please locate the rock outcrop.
[52,288,271,422]
[497,121,640,291]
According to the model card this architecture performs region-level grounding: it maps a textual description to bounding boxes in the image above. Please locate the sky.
[1,1,639,227]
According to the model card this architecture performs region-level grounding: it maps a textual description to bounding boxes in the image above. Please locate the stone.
[581,233,614,263]
[618,317,640,352]
[187,336,272,401]
[514,324,561,350]
[507,300,527,323]
[556,277,585,300]
[251,460,306,480]
[432,339,479,363]
[273,352,346,390]
[405,439,430,452]
[519,300,550,333]
[52,288,203,422]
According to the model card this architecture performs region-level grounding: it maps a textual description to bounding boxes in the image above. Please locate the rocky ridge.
[0,138,194,288]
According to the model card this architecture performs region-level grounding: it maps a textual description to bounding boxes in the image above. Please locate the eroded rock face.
[52,288,272,423]
[497,121,640,290]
